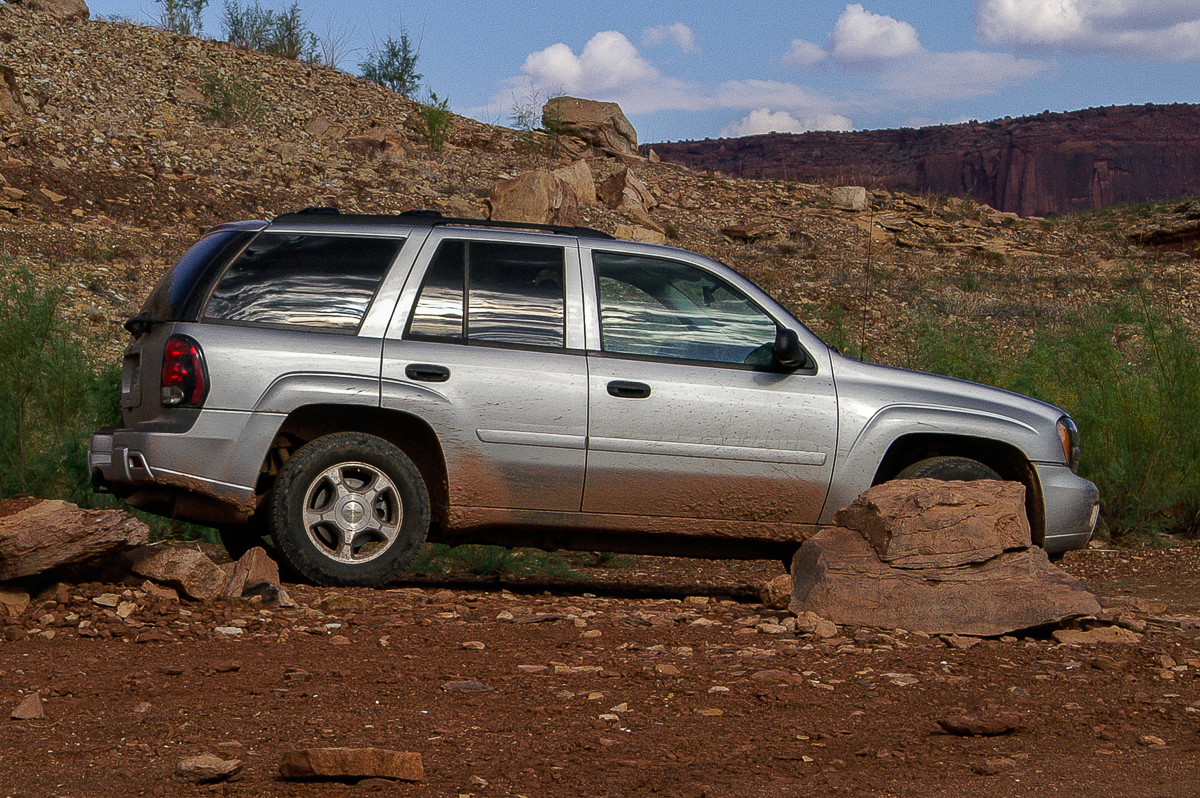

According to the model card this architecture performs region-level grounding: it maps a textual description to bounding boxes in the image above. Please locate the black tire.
[895,455,1001,482]
[270,432,430,587]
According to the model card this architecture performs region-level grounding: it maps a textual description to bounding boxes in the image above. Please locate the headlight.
[1057,416,1080,473]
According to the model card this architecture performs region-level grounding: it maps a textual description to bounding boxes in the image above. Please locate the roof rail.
[271,208,615,240]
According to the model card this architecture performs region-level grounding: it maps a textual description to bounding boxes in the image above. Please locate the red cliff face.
[650,105,1200,217]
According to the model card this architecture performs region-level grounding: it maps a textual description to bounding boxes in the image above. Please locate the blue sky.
[89,1,1200,143]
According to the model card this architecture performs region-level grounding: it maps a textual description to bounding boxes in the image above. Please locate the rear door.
[381,230,588,513]
[581,248,838,525]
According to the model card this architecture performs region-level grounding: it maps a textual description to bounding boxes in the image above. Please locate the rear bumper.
[1036,463,1099,554]
[89,410,283,522]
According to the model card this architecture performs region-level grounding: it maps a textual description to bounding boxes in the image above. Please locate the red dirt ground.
[0,544,1198,798]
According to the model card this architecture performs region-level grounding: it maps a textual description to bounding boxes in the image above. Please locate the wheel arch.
[265,404,449,527]
[873,433,1046,546]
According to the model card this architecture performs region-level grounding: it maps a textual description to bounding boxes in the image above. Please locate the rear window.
[140,229,253,321]
[203,233,403,331]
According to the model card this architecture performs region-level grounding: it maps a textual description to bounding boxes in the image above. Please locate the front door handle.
[406,364,451,383]
[607,380,651,399]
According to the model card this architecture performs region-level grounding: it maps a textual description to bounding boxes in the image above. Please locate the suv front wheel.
[270,432,430,587]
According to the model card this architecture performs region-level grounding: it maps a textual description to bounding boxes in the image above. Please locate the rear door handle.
[405,364,451,383]
[607,380,651,399]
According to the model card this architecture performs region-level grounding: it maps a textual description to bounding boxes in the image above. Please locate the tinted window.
[593,252,777,365]
[141,229,251,321]
[407,241,565,348]
[204,233,402,331]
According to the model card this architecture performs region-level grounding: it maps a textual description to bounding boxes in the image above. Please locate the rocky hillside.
[650,104,1200,218]
[2,4,1199,367]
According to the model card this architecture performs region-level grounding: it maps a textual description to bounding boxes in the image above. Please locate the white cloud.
[782,38,827,68]
[643,23,699,54]
[880,51,1050,100]
[976,0,1200,60]
[829,3,922,63]
[517,31,707,114]
[721,108,853,137]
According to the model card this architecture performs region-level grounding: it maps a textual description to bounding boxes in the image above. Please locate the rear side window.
[203,233,402,331]
[140,229,254,321]
[406,240,566,348]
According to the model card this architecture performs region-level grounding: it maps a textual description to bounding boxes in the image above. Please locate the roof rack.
[272,208,615,240]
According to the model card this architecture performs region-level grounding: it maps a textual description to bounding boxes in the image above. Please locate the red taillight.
[160,335,209,407]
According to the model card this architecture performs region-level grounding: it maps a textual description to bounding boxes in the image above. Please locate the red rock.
[833,479,1031,569]
[11,692,43,720]
[127,546,229,601]
[938,712,1022,736]
[279,748,423,781]
[0,500,148,580]
[487,169,581,226]
[224,547,281,598]
[651,104,1200,217]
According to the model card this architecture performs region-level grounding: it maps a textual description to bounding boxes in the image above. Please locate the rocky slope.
[1,5,1198,368]
[650,104,1200,218]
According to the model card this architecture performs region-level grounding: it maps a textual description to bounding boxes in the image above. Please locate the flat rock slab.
[790,526,1100,636]
[173,754,243,784]
[279,748,423,782]
[1052,626,1143,645]
[937,712,1023,736]
[833,479,1031,569]
[0,500,148,580]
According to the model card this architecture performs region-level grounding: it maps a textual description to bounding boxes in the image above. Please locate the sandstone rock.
[613,224,666,245]
[794,610,838,638]
[487,169,581,226]
[831,186,868,211]
[224,547,281,598]
[759,574,792,610]
[833,479,1031,568]
[543,97,638,157]
[937,712,1022,736]
[598,168,656,213]
[721,222,773,242]
[173,754,243,784]
[0,66,28,118]
[0,587,30,618]
[13,0,89,21]
[790,526,1100,637]
[441,680,492,693]
[1051,625,1142,645]
[0,500,149,580]
[127,546,229,601]
[552,159,597,206]
[279,748,424,782]
[11,692,43,720]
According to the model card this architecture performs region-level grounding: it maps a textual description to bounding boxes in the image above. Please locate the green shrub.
[419,91,452,154]
[200,70,268,125]
[359,33,422,97]
[899,294,1200,540]
[221,0,318,61]
[0,266,120,504]
[155,0,207,35]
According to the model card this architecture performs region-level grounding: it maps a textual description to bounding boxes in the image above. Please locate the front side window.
[406,240,566,349]
[203,233,402,331]
[593,252,778,365]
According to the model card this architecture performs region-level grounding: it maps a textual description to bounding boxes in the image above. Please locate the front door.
[582,250,838,525]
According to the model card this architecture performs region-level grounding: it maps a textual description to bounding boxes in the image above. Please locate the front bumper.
[1036,462,1099,554]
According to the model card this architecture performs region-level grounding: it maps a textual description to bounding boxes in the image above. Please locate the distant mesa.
[649,104,1200,217]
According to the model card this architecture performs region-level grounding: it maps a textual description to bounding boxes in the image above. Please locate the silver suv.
[89,209,1099,586]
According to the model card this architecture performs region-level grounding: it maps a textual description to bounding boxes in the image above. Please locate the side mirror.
[773,327,806,370]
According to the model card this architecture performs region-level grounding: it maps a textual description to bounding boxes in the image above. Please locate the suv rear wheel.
[270,432,429,587]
